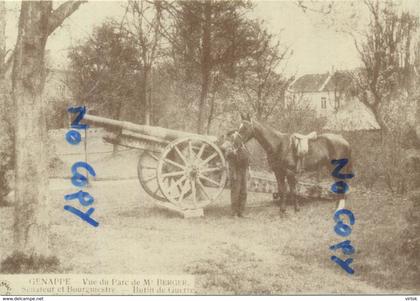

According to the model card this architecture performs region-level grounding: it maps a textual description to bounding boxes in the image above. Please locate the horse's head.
[238,113,254,143]
[218,130,242,160]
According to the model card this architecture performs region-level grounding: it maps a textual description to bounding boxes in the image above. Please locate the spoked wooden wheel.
[137,151,166,202]
[157,136,227,209]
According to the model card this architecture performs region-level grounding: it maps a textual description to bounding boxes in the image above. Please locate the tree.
[12,0,84,257]
[69,21,141,123]
[296,0,419,134]
[0,0,12,206]
[278,95,326,134]
[163,0,257,133]
[235,21,291,120]
[69,1,163,126]
[123,0,163,125]
[0,1,5,76]
[352,0,418,133]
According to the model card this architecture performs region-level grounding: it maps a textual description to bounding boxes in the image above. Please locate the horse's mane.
[251,119,289,153]
[253,119,288,138]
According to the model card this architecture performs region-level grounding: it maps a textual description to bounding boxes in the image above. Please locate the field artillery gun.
[84,114,229,215]
[83,114,333,216]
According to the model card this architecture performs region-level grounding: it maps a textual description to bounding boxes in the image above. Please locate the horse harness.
[241,119,317,174]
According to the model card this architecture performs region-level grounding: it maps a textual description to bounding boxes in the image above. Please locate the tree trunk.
[0,1,5,74]
[197,0,212,134]
[0,0,7,113]
[142,69,151,125]
[206,93,215,135]
[369,103,388,143]
[12,1,84,257]
[112,97,125,155]
[0,0,7,116]
[0,0,10,206]
[13,1,52,256]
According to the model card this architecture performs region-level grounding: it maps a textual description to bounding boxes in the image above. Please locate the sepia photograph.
[0,0,419,296]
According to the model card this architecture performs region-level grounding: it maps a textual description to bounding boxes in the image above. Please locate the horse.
[237,113,353,214]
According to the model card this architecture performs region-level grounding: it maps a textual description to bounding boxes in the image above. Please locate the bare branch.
[296,0,334,15]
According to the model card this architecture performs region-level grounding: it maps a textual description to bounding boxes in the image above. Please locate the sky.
[4,0,420,76]
[252,1,361,75]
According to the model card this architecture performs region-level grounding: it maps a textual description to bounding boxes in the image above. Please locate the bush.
[275,100,327,134]
[380,93,419,193]
[344,125,420,194]
[399,191,420,284]
[382,139,418,194]
[0,252,60,274]
[337,131,379,189]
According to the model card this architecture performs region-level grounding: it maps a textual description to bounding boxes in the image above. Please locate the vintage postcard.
[0,0,419,297]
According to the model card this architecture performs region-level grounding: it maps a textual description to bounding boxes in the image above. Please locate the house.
[286,70,380,131]
[286,71,356,117]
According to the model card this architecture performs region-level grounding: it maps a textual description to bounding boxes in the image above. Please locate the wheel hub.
[188,164,199,179]
[156,136,228,209]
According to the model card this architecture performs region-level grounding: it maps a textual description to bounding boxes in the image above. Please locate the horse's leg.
[286,170,298,212]
[274,169,287,214]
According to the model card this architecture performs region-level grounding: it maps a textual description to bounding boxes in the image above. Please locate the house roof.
[289,71,353,93]
[323,71,353,92]
[289,73,330,92]
[323,100,381,131]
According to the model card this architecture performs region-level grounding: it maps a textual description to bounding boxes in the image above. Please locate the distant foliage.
[68,21,142,122]
[352,1,419,132]
[380,93,419,193]
[345,92,420,193]
[346,132,382,190]
[67,1,291,136]
[233,20,291,121]
[275,100,326,134]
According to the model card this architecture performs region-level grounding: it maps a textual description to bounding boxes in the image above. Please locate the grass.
[0,130,418,294]
[184,184,419,294]
[42,174,420,293]
[350,189,419,291]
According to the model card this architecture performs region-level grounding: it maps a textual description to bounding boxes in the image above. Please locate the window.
[321,97,327,109]
[335,98,340,109]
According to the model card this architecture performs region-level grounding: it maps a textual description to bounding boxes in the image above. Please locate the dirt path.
[33,179,390,294]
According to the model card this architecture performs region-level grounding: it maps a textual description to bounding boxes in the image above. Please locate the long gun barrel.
[84,114,218,143]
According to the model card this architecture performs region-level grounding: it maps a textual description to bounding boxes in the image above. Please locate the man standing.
[220,130,250,218]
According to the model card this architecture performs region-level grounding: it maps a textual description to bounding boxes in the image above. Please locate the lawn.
[0,129,418,294]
